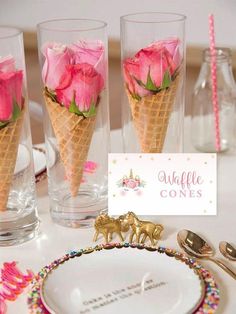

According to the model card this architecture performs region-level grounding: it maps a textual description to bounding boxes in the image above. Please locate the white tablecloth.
[1,118,236,314]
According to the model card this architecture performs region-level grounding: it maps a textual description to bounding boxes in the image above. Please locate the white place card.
[108,153,217,216]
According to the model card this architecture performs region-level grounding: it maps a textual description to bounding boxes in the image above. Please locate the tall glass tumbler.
[37,19,109,228]
[121,13,186,153]
[0,27,39,246]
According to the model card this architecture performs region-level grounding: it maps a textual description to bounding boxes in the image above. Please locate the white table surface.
[1,118,236,314]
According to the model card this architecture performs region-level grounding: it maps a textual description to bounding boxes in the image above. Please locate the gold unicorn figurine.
[93,213,129,243]
[121,212,164,246]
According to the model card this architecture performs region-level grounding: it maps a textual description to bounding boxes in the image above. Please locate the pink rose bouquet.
[42,40,105,118]
[41,40,106,197]
[123,38,182,153]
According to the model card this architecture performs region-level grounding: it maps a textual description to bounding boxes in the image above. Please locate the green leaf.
[134,70,159,92]
[131,92,141,101]
[133,76,146,89]
[0,121,9,129]
[69,97,97,118]
[0,101,21,130]
[145,69,159,92]
[69,97,82,115]
[12,101,21,121]
[171,64,182,81]
[45,87,57,102]
[83,102,97,118]
[161,70,172,89]
[125,83,141,101]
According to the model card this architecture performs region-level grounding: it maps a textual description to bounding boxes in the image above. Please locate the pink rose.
[42,42,72,90]
[55,63,104,111]
[0,70,23,121]
[70,40,106,80]
[0,56,15,72]
[127,179,138,189]
[136,45,176,79]
[123,38,181,98]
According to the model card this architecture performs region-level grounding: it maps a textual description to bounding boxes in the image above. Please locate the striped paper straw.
[209,14,221,152]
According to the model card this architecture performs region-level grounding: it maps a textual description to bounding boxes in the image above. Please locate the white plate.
[41,248,204,314]
[14,144,46,176]
[33,147,46,176]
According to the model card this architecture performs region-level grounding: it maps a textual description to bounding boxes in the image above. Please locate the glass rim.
[37,18,107,32]
[120,12,186,24]
[203,47,232,62]
[0,26,22,39]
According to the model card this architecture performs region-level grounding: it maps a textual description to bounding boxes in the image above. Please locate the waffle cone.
[127,76,180,153]
[0,108,25,211]
[44,93,96,197]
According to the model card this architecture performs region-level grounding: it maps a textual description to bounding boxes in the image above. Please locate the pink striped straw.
[209,14,221,152]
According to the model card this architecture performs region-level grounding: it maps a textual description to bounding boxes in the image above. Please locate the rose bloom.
[0,56,23,121]
[123,38,181,97]
[42,42,72,90]
[126,179,138,189]
[56,63,104,111]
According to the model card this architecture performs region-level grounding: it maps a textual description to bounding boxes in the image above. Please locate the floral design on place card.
[117,169,145,195]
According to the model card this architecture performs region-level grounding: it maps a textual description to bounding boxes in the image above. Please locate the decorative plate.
[33,146,47,176]
[14,144,47,181]
[27,244,219,314]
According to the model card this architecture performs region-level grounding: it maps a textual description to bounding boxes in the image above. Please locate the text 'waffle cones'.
[44,93,96,197]
[0,109,25,211]
[127,76,180,153]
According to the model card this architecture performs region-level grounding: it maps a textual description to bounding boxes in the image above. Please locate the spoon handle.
[208,257,236,280]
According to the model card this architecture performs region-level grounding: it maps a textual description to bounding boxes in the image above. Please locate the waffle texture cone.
[0,108,25,211]
[44,93,96,197]
[127,76,180,153]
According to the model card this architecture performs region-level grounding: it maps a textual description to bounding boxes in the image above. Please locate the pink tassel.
[0,261,35,306]
[0,294,7,314]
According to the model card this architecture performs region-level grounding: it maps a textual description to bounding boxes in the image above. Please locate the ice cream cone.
[0,108,25,211]
[126,76,180,153]
[44,93,96,197]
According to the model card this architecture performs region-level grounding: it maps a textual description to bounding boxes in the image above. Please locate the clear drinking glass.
[37,19,109,228]
[0,27,39,246]
[121,13,186,153]
[191,48,236,153]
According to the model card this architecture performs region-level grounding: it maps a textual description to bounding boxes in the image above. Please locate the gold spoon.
[177,229,236,280]
[219,241,236,261]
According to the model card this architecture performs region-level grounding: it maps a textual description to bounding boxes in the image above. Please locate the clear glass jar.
[191,48,236,153]
[121,13,186,153]
[0,27,39,246]
[37,19,109,228]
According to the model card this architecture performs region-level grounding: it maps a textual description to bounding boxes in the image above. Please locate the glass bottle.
[191,48,236,153]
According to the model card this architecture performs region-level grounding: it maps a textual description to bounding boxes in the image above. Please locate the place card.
[108,153,217,215]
